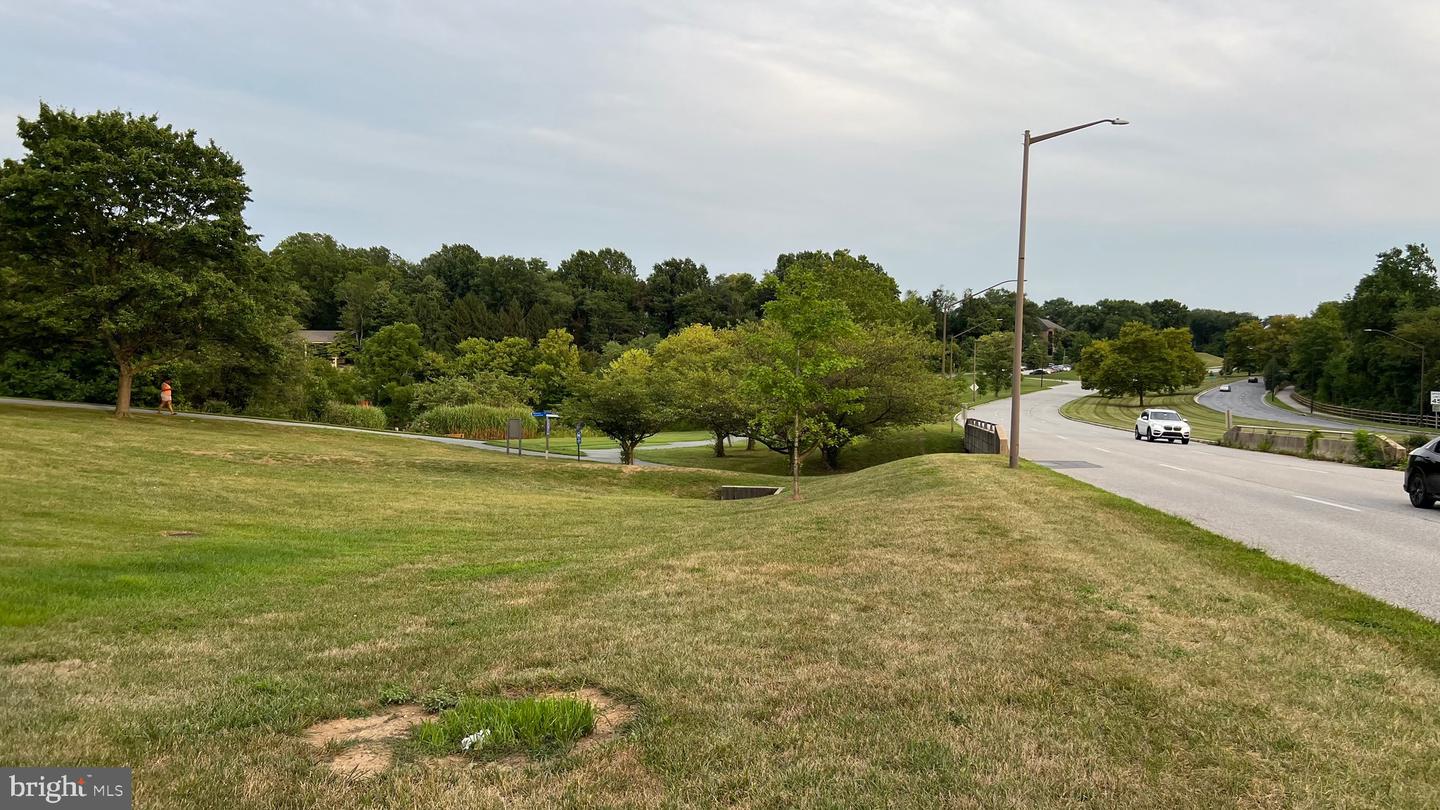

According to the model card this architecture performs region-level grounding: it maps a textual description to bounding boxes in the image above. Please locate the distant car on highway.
[1406,437,1439,509]
[1219,384,1232,392]
[1135,409,1191,444]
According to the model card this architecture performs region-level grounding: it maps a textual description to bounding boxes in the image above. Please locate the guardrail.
[1289,390,1439,431]
[964,418,1008,455]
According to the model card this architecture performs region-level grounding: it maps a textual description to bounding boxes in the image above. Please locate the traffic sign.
[969,383,979,392]
[1431,390,1439,407]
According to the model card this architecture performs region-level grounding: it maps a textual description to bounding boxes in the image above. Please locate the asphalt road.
[1195,378,1360,430]
[968,384,1440,621]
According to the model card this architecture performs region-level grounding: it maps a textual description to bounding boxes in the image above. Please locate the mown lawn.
[636,423,964,476]
[1059,377,1298,442]
[485,429,714,455]
[3,405,1440,808]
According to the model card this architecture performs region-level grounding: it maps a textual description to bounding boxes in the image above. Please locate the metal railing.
[1288,390,1439,431]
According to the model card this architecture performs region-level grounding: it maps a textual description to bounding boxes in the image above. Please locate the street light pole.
[1365,328,1428,421]
[1008,118,1128,469]
[951,318,1001,400]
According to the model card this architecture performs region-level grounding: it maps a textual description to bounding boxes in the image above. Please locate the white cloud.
[1,0,1436,312]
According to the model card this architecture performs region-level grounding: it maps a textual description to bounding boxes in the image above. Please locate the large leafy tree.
[644,258,711,334]
[767,250,910,326]
[556,248,646,350]
[654,324,751,457]
[0,105,262,416]
[973,332,1015,396]
[357,322,425,391]
[565,349,673,465]
[744,266,862,498]
[268,233,366,328]
[529,328,582,409]
[1078,323,1205,404]
[816,325,954,469]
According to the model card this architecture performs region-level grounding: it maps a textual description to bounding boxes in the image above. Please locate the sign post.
[576,421,584,460]
[506,417,524,457]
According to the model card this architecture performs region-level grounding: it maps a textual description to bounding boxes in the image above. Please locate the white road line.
[1092,446,1114,454]
[1294,495,1361,513]
[1158,463,1187,472]
[1054,434,1068,440]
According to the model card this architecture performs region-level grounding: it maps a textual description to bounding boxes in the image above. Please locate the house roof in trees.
[295,329,342,344]
[1038,317,1067,332]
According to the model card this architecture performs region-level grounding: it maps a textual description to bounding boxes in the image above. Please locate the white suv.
[1135,409,1190,444]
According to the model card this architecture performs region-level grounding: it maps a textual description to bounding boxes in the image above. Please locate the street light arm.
[1029,118,1128,144]
[1364,328,1422,350]
[952,318,1003,340]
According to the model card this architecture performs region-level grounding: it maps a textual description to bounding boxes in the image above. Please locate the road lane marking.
[1159,463,1187,472]
[1092,446,1114,454]
[1054,434,1068,440]
[1294,495,1361,512]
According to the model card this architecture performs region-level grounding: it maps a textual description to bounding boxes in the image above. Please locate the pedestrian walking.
[158,379,176,415]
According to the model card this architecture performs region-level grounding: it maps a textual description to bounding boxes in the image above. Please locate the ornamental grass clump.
[410,405,537,439]
[414,696,596,759]
[320,401,387,430]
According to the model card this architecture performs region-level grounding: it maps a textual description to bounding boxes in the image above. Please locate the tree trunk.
[746,434,755,451]
[822,444,843,470]
[713,431,726,457]
[790,414,801,500]
[621,440,636,466]
[115,361,134,417]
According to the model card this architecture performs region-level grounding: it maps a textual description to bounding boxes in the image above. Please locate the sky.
[2,0,1437,316]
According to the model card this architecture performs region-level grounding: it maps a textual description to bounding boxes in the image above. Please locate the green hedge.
[411,404,538,439]
[321,401,388,430]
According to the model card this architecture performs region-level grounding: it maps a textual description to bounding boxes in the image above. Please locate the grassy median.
[3,405,1439,808]
[1059,377,1306,442]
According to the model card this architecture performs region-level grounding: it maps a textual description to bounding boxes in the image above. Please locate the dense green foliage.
[1223,245,1439,416]
[1076,322,1207,404]
[0,105,286,416]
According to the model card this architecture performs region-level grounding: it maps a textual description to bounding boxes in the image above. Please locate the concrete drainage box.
[719,485,784,500]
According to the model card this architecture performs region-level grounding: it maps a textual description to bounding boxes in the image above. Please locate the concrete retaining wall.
[1221,426,1407,465]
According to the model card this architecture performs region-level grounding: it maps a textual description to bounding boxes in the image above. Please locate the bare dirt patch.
[556,687,634,753]
[305,704,429,777]
[161,530,199,537]
[302,689,635,778]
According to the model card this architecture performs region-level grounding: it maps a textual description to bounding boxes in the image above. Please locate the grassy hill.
[3,405,1439,808]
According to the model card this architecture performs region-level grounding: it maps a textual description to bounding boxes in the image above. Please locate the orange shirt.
[160,383,172,401]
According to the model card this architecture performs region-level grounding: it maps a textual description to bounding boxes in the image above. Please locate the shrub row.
[411,404,538,439]
[321,401,388,430]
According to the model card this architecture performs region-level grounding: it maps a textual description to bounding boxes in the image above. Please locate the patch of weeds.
[379,685,412,705]
[944,709,970,727]
[418,688,463,713]
[413,696,596,759]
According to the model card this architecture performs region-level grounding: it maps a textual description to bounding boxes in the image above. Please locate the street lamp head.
[1110,118,1130,126]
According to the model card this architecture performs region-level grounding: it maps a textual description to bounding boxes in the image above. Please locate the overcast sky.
[3,1,1437,316]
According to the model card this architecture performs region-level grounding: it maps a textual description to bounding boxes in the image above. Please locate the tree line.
[1220,244,1439,415]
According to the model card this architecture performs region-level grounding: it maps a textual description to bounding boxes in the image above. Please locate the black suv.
[1406,437,1440,509]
